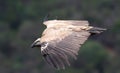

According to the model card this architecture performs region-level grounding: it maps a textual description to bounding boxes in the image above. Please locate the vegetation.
[0,0,120,73]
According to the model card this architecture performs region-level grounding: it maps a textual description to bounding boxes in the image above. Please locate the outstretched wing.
[40,24,91,69]
[43,20,89,26]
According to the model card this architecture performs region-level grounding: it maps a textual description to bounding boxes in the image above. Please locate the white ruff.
[41,43,49,51]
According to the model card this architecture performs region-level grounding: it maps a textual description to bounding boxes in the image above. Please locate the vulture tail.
[88,27,106,34]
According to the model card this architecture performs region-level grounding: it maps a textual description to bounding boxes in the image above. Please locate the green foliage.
[112,21,120,32]
[68,40,108,73]
[0,0,120,73]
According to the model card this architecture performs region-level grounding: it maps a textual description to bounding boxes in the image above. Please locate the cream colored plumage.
[31,19,106,69]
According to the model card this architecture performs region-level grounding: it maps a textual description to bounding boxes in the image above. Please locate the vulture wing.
[40,20,91,69]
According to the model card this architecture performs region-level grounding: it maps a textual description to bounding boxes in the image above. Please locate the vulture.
[31,19,106,70]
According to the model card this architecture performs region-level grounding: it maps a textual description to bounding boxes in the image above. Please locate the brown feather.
[37,20,106,69]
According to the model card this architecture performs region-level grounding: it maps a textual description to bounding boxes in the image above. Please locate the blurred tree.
[0,0,120,73]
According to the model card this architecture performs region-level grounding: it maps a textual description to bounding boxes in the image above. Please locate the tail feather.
[88,27,106,34]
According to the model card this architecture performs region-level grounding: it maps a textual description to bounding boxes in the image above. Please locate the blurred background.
[0,0,120,73]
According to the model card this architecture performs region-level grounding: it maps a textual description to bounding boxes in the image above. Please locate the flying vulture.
[31,19,106,70]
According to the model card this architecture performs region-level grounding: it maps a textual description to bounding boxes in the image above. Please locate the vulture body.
[31,20,106,70]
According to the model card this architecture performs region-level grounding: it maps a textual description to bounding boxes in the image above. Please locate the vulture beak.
[31,39,41,48]
[31,42,36,48]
